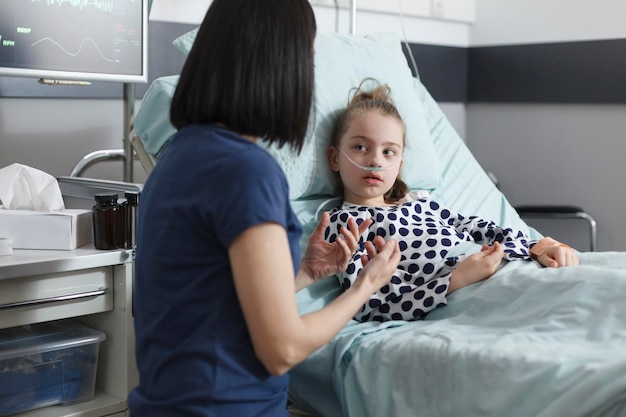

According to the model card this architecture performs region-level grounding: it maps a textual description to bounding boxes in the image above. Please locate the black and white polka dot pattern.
[325,198,534,322]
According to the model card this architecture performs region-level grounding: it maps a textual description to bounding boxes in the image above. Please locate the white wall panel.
[323,8,471,46]
[471,0,626,46]
[432,0,476,22]
[309,0,476,22]
[149,0,211,24]
[149,0,473,47]
[310,0,431,19]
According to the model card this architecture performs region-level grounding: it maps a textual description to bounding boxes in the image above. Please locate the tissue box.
[0,320,105,416]
[0,209,92,250]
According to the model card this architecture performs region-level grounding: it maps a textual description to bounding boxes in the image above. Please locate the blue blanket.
[290,251,626,417]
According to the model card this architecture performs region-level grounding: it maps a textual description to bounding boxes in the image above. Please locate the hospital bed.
[132,28,626,417]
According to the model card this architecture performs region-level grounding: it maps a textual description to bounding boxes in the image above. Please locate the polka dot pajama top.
[325,197,536,322]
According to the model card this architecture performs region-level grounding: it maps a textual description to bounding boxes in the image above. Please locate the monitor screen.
[0,0,148,84]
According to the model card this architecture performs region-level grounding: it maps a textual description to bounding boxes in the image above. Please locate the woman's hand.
[300,212,373,282]
[448,242,505,294]
[354,236,402,293]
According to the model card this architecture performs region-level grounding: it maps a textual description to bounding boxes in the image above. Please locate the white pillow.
[163,30,442,199]
[134,75,179,157]
[172,27,198,55]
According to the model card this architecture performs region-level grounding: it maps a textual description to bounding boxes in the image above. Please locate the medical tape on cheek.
[338,148,401,172]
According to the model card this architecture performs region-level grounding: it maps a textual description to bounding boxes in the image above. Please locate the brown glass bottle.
[122,192,139,249]
[92,193,124,250]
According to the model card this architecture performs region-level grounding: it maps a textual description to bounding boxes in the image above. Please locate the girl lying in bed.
[324,80,579,323]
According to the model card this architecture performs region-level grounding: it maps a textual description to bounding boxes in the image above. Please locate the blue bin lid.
[0,320,105,361]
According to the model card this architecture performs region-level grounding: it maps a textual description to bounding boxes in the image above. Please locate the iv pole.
[122,83,135,182]
[349,0,357,34]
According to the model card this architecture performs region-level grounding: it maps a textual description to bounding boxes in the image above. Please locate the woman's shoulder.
[171,124,287,190]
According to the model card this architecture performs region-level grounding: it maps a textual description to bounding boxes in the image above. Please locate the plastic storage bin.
[0,320,106,416]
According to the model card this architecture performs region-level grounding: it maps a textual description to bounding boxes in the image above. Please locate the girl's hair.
[330,79,409,203]
[170,0,316,153]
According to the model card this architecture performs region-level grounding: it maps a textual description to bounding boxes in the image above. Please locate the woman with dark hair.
[128,1,401,416]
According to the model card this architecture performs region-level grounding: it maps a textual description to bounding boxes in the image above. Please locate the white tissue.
[0,163,65,211]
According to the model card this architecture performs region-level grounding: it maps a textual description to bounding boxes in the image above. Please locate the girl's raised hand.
[448,242,505,294]
[300,212,373,281]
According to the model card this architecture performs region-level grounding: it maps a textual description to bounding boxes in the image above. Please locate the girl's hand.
[300,212,373,281]
[536,244,579,268]
[448,242,505,294]
[531,236,579,268]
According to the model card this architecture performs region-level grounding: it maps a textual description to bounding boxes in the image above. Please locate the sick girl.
[325,80,579,322]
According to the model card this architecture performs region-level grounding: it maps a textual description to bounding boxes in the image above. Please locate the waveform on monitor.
[32,0,115,13]
[32,37,114,62]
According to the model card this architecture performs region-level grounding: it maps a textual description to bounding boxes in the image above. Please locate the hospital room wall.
[0,3,469,192]
[0,98,149,184]
[4,1,620,251]
[466,0,626,251]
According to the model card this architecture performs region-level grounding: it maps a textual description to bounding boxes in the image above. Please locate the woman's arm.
[229,223,400,376]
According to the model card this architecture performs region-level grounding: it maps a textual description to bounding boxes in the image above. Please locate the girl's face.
[328,110,404,206]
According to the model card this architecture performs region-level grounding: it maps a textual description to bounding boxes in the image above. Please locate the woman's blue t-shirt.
[128,125,302,416]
